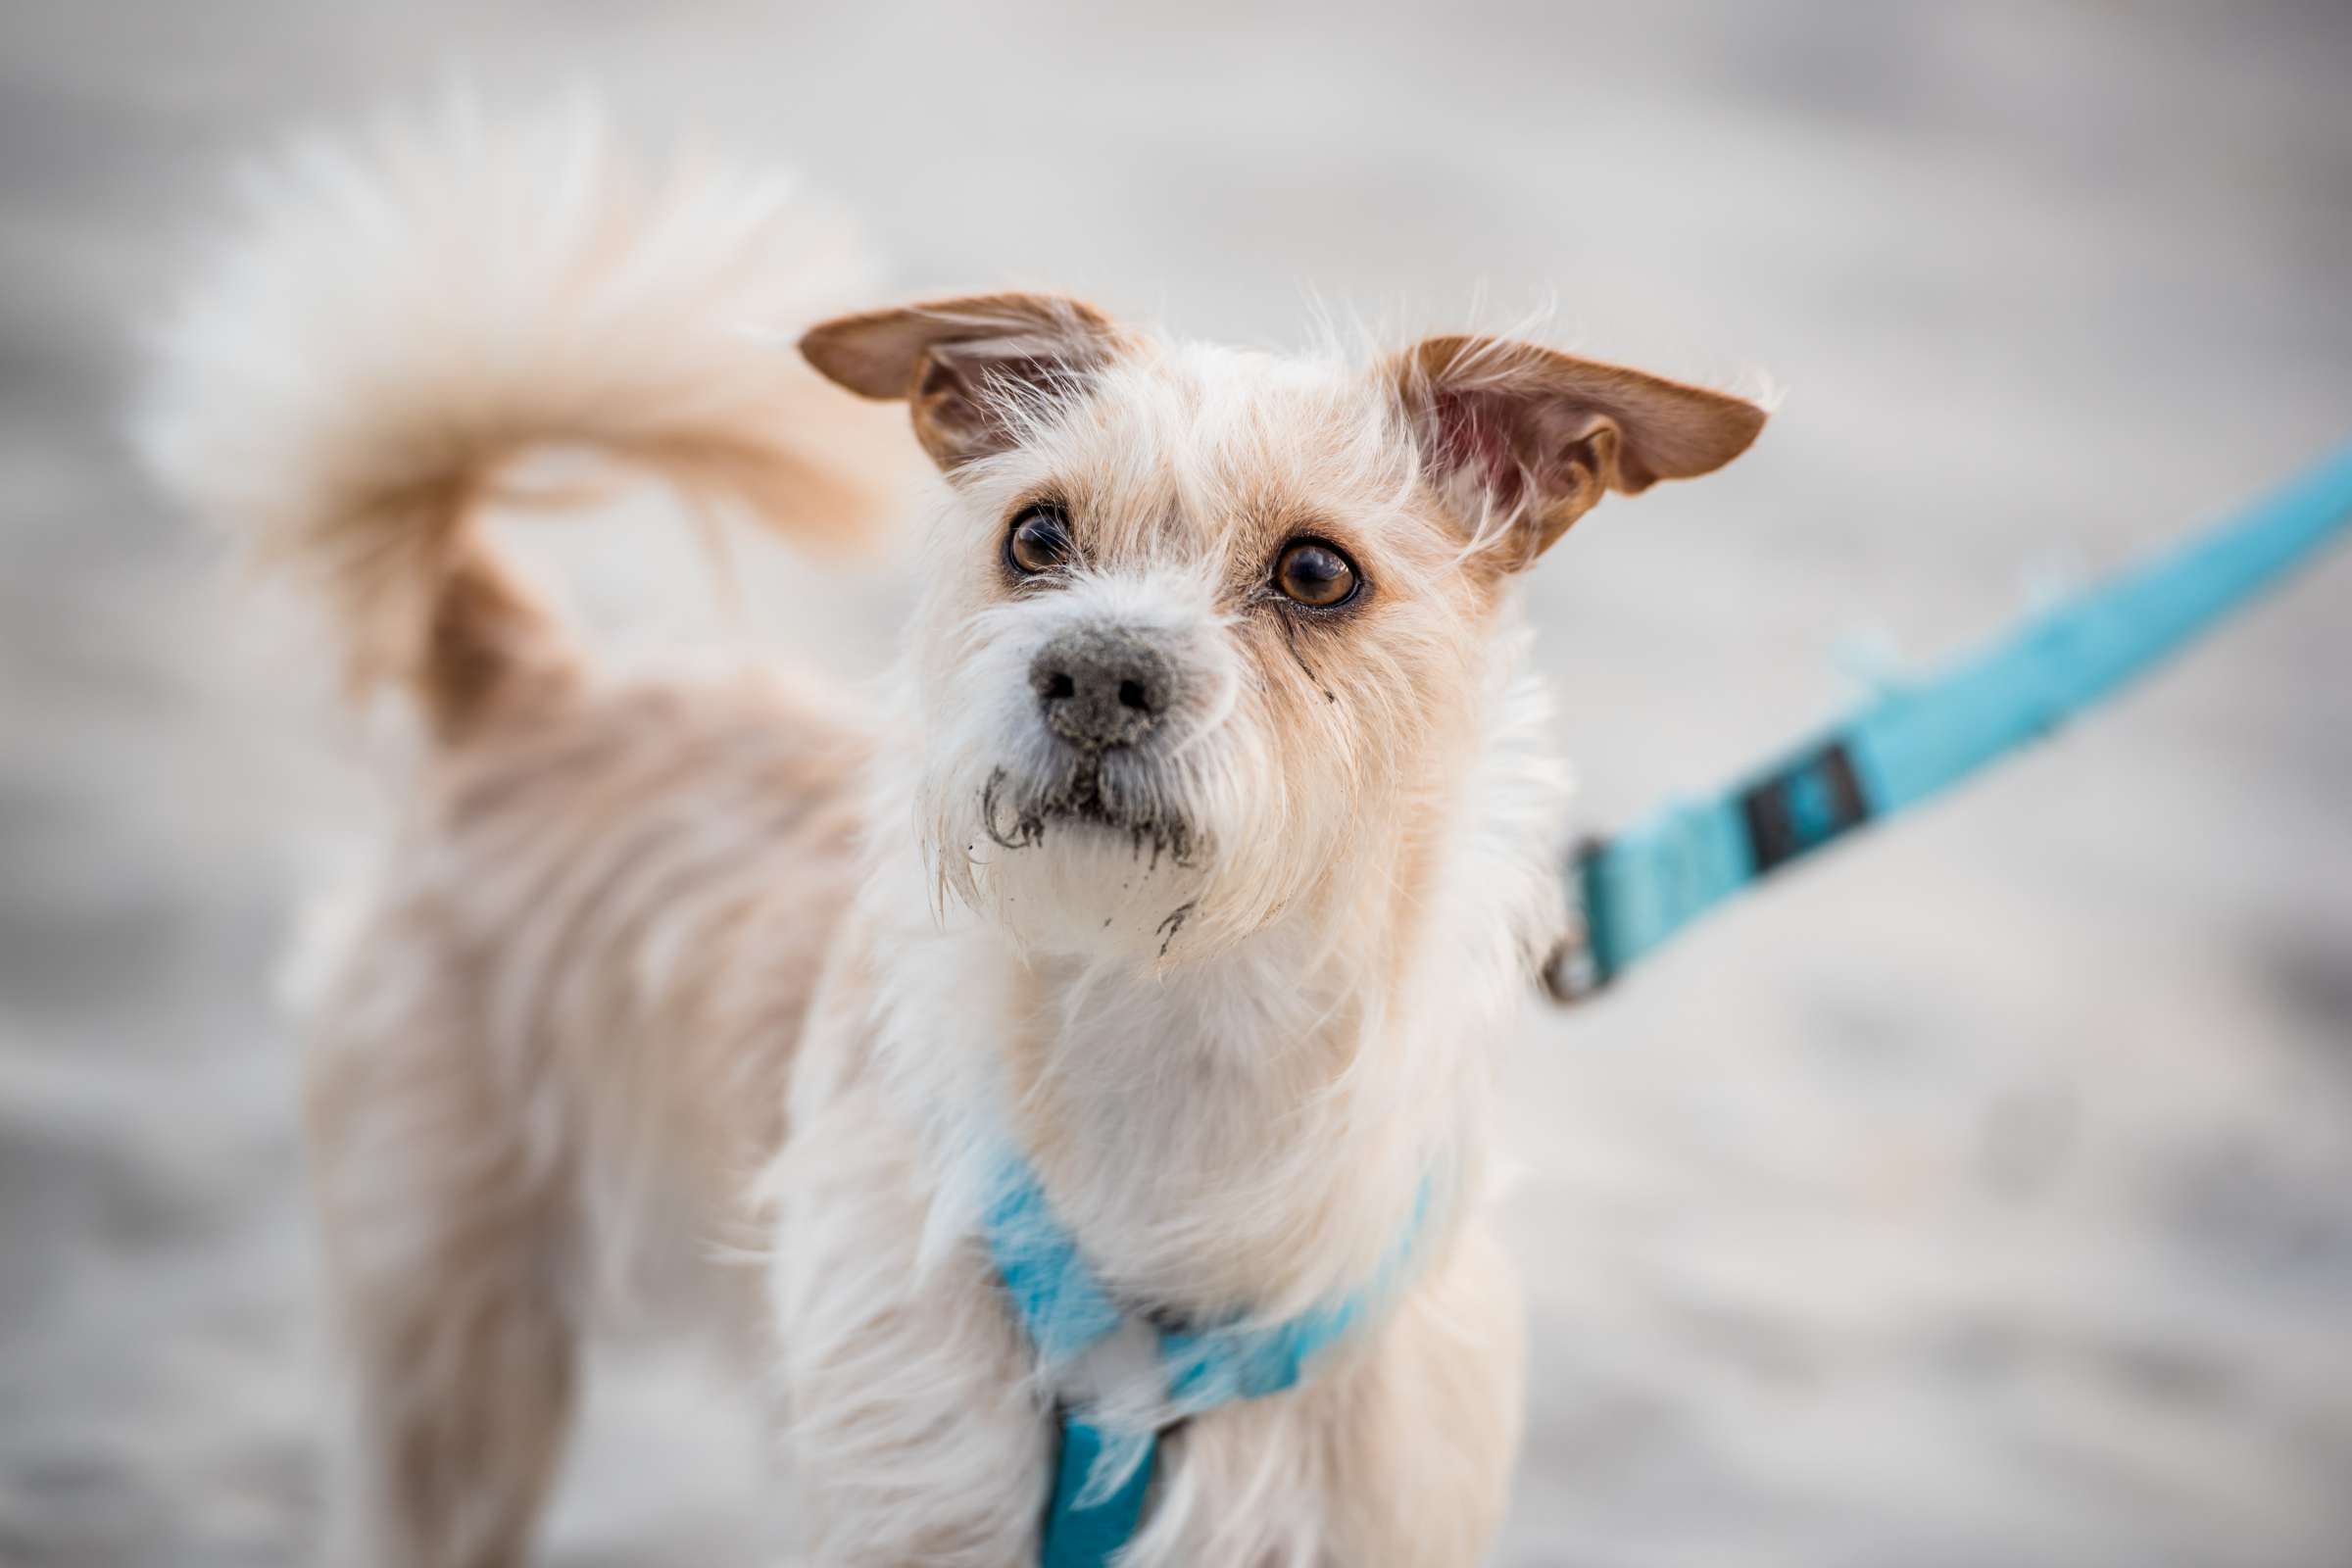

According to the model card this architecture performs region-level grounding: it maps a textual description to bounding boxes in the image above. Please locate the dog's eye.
[1273,539,1359,608]
[1005,505,1074,575]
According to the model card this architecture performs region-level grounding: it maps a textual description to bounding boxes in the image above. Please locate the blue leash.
[1554,442,2352,998]
[982,445,2352,1561]
[983,1153,1419,1567]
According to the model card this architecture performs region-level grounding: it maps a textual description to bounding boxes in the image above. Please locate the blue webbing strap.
[1567,441,2352,994]
[983,1154,1421,1567]
[1041,1417,1154,1568]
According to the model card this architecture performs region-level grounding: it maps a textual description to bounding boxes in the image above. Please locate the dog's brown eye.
[1006,506,1073,575]
[1273,539,1359,608]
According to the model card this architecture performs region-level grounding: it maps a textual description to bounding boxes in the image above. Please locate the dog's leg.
[766,1086,1054,1565]
[306,976,579,1568]
[1318,1220,1527,1568]
[1119,1219,1525,1568]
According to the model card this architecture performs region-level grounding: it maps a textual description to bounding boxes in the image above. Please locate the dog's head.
[803,295,1763,965]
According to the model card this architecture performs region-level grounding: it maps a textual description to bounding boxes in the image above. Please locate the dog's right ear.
[1388,335,1767,567]
[799,293,1122,471]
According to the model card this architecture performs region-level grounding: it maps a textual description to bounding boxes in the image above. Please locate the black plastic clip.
[1739,739,1871,875]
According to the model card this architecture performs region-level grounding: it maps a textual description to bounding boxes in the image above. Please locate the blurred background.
[4,2,2351,1564]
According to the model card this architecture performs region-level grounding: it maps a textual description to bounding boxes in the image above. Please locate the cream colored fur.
[143,108,1761,1567]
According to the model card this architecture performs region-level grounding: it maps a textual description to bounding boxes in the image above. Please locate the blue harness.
[1556,441,2352,998]
[982,1154,1417,1567]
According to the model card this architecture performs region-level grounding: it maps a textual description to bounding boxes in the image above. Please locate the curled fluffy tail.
[141,103,892,738]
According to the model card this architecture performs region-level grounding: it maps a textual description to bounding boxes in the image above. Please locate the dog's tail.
[140,103,892,740]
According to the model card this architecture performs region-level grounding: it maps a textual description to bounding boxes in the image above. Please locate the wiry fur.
[145,110,1761,1567]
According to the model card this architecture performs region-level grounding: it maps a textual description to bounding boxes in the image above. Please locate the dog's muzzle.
[979,624,1201,863]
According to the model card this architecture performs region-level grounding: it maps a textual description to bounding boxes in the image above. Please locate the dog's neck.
[996,857,1471,1321]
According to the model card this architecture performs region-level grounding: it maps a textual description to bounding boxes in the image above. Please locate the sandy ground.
[4,3,2351,1564]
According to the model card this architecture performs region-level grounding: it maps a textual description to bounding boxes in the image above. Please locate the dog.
[143,109,1764,1567]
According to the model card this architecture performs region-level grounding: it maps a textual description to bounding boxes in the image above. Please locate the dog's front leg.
[764,1069,1053,1566]
[1111,1219,1526,1568]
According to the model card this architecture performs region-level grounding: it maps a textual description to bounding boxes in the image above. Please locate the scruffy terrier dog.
[146,114,1762,1567]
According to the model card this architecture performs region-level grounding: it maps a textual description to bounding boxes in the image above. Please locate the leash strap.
[1559,441,2352,998]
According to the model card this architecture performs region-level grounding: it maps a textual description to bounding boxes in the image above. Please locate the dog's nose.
[1029,626,1179,751]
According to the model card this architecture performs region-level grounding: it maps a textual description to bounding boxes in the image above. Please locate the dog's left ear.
[799,293,1123,471]
[1389,336,1766,564]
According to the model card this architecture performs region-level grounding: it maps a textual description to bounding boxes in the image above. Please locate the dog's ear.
[799,293,1123,471]
[1389,335,1766,565]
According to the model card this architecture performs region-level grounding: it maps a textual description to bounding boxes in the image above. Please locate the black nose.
[1029,625,1180,751]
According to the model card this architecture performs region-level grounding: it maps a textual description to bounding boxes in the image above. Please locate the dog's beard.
[934,749,1207,961]
[979,750,1198,870]
[920,709,1277,963]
